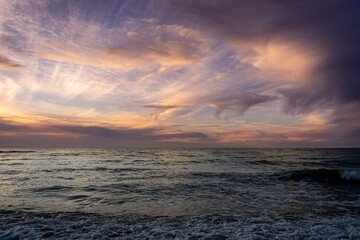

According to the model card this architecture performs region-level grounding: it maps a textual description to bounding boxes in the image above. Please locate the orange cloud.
[0,55,23,69]
[15,21,210,71]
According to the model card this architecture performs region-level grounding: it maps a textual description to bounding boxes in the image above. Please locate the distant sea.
[0,148,359,239]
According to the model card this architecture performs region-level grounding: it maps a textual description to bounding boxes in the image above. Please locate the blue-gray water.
[0,148,360,239]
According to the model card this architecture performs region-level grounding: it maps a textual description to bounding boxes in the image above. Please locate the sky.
[0,0,360,148]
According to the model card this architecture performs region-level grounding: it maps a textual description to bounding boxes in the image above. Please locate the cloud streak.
[3,18,209,71]
[209,90,276,117]
[144,104,184,109]
[0,55,22,69]
[144,89,276,119]
[53,125,208,141]
[0,118,209,147]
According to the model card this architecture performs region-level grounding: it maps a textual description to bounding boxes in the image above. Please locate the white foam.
[340,170,360,181]
[0,213,360,240]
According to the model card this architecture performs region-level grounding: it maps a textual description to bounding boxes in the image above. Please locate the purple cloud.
[171,0,360,113]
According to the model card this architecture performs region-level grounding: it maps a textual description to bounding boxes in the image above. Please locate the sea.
[0,148,359,239]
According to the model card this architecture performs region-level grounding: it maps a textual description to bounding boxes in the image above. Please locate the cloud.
[224,103,360,147]
[171,0,360,114]
[0,122,28,131]
[143,104,184,109]
[0,119,207,139]
[0,0,359,147]
[3,17,209,71]
[53,124,208,140]
[53,125,154,139]
[156,131,208,140]
[209,90,276,117]
[280,56,360,114]
[144,89,276,119]
[0,55,22,69]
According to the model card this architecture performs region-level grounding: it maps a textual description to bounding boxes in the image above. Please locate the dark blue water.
[0,148,359,239]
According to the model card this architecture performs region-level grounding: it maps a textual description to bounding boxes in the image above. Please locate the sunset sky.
[0,0,359,147]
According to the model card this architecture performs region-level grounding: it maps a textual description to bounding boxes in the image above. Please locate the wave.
[31,185,74,192]
[39,167,150,173]
[340,170,360,181]
[285,169,360,184]
[251,160,280,165]
[0,210,359,240]
[189,168,360,185]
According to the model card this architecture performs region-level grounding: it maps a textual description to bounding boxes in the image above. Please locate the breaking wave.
[0,211,359,240]
[285,169,360,184]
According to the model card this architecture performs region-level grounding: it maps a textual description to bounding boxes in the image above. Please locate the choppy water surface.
[0,148,360,239]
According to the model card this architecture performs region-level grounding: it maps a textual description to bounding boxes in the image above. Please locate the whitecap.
[340,170,360,181]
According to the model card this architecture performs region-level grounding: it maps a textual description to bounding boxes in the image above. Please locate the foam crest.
[340,170,360,181]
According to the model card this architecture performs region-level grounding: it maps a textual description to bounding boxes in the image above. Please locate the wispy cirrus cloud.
[3,18,209,71]
[0,0,359,147]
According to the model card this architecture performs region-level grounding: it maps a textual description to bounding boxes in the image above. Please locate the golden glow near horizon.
[0,0,358,147]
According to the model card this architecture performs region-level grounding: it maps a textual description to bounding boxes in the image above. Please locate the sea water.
[0,148,359,239]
